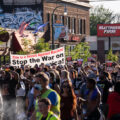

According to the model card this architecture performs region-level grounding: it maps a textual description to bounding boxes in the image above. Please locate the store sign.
[97,24,120,37]
[69,35,80,41]
[72,36,80,41]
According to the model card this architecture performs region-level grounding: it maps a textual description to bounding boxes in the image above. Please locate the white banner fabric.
[10,47,65,67]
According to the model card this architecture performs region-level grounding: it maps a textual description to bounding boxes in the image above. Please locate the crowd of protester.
[0,60,120,120]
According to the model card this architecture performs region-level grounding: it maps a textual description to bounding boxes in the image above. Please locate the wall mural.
[0,7,43,30]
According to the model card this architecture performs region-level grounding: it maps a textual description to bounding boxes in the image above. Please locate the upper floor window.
[72,18,76,34]
[79,19,82,34]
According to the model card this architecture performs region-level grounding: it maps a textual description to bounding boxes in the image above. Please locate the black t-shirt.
[8,78,18,98]
[97,79,112,103]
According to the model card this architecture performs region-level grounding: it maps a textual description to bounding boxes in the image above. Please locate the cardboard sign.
[106,61,113,67]
[10,47,65,67]
[66,56,72,62]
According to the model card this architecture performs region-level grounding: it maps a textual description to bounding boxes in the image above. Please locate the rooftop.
[61,0,91,8]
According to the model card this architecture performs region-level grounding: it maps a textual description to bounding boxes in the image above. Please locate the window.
[55,14,57,23]
[79,19,82,34]
[74,18,76,34]
[66,17,68,27]
[53,14,57,23]
[72,18,75,34]
[83,19,86,34]
[60,16,64,25]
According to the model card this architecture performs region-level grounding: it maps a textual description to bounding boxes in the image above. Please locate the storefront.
[97,24,120,63]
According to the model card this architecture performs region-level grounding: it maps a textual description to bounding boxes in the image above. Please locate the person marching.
[31,98,60,120]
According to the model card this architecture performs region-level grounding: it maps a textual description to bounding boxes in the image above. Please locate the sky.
[90,1,120,14]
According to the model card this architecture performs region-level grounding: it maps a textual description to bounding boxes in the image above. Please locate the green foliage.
[0,30,8,35]
[65,45,70,57]
[107,49,118,62]
[90,5,115,35]
[34,38,50,53]
[0,27,8,35]
[22,38,32,50]
[0,56,10,64]
[71,42,91,63]
[16,50,29,55]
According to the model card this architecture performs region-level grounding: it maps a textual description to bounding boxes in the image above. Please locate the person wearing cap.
[30,98,60,120]
[34,72,60,117]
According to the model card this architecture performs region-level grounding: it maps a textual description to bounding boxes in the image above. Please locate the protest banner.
[10,47,65,67]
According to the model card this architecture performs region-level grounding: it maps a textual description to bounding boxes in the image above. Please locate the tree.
[16,50,29,55]
[107,49,118,62]
[90,5,115,35]
[114,13,120,23]
[71,42,91,63]
[0,27,9,42]
[34,38,50,53]
[65,45,70,57]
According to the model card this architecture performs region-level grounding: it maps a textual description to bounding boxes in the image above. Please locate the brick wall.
[43,1,90,42]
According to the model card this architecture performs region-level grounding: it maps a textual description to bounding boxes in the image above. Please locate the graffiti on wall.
[0,7,43,30]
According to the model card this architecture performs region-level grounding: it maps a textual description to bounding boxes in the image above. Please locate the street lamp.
[52,5,67,50]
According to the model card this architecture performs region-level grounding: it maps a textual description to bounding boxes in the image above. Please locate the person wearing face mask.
[34,72,60,118]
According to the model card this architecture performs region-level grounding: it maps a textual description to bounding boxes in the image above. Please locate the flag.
[20,23,29,35]
[19,22,26,35]
[53,23,64,40]
[19,18,34,36]
[33,22,49,34]
[29,22,39,27]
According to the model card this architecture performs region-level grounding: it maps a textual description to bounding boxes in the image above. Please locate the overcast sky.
[90,1,120,14]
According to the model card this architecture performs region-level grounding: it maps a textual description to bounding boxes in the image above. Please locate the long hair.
[61,80,77,110]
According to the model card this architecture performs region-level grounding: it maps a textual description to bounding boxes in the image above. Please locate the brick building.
[0,0,91,51]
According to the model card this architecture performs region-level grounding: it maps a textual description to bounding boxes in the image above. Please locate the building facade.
[0,0,91,52]
[43,0,91,50]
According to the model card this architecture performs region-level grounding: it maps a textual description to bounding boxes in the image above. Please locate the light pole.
[52,5,67,50]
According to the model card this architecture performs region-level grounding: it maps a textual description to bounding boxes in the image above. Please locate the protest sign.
[105,61,113,73]
[10,47,65,67]
[66,56,72,62]
[77,59,83,66]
